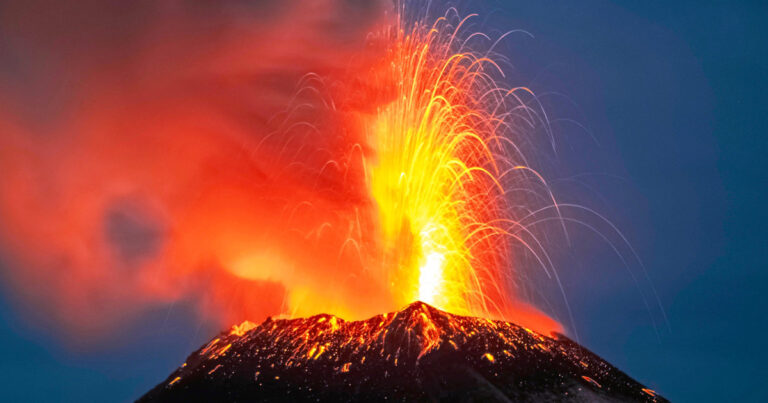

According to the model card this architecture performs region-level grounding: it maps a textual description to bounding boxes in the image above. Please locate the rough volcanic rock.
[139,301,666,402]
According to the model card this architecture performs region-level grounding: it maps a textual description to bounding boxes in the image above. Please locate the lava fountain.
[240,9,564,332]
[364,14,553,322]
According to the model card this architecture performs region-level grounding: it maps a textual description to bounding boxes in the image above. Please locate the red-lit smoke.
[0,0,561,342]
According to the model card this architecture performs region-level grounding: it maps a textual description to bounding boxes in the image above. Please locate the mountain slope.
[139,301,665,402]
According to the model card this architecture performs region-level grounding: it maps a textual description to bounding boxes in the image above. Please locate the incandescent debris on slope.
[139,301,666,402]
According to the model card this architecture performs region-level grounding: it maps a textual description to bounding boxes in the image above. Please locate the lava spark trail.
[360,12,559,327]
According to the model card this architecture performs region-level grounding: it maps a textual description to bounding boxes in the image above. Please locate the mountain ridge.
[139,301,666,402]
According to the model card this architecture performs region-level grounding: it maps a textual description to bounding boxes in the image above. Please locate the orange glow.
[0,5,564,342]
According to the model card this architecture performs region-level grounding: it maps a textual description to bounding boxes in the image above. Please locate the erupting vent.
[140,302,665,402]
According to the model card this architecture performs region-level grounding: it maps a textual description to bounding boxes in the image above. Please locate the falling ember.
[642,388,659,397]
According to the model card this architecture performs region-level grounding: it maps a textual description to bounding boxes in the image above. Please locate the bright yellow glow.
[418,251,445,305]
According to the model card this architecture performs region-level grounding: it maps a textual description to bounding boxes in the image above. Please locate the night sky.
[1,1,766,401]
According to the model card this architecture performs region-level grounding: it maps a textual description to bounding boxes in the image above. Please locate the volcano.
[139,302,665,402]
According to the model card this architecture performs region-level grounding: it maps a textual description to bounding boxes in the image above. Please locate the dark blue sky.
[473,1,766,401]
[1,1,766,401]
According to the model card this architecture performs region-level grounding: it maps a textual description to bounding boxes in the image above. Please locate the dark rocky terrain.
[139,301,666,402]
